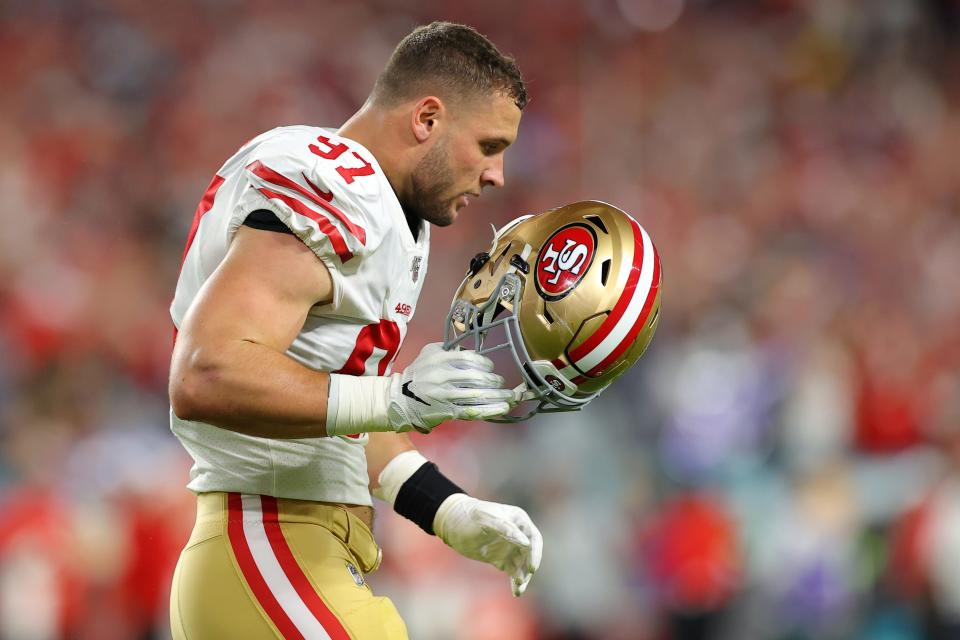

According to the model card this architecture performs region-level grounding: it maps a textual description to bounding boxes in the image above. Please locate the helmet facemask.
[444,268,601,423]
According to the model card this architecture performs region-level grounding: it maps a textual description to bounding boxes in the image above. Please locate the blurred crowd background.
[1,0,959,638]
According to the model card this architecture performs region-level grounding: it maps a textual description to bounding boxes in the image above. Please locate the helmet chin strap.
[511,384,538,404]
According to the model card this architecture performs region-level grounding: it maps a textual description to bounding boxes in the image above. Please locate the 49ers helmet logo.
[535,223,597,301]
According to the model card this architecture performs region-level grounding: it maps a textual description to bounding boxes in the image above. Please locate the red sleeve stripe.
[256,187,354,263]
[180,174,225,268]
[247,160,366,245]
[226,493,304,639]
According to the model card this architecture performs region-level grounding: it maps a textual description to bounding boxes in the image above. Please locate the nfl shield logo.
[347,562,365,587]
[411,256,422,282]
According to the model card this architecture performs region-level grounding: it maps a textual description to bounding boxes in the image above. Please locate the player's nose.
[481,157,505,189]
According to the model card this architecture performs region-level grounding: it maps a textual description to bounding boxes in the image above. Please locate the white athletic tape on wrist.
[372,450,429,505]
[326,374,395,437]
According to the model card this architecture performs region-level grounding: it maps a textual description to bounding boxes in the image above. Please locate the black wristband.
[393,462,465,535]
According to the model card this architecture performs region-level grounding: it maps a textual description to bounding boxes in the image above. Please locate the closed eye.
[480,138,511,156]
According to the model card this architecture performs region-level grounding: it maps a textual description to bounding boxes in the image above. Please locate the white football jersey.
[170,126,430,506]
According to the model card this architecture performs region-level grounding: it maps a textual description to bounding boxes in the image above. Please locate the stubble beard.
[403,138,459,227]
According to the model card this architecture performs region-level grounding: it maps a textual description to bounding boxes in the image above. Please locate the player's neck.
[338,106,410,203]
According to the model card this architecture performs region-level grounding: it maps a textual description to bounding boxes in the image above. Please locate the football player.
[167,18,665,638]
[168,22,539,639]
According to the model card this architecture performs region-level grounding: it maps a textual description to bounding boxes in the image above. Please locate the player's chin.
[416,197,462,227]
[432,201,461,227]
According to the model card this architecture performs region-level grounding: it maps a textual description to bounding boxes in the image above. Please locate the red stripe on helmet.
[566,218,645,362]
[584,242,660,376]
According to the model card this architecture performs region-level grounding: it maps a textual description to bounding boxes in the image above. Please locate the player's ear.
[412,96,445,143]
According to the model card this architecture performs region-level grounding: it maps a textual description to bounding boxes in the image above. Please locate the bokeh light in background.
[1,0,959,638]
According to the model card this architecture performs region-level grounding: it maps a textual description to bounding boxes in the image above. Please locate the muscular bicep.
[168,226,337,435]
[176,226,333,355]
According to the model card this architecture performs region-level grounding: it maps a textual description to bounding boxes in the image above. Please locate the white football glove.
[387,343,513,433]
[433,493,543,597]
[326,343,513,436]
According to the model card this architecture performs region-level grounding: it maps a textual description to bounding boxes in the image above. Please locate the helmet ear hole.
[491,243,512,274]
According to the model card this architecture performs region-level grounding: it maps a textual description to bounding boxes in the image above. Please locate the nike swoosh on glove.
[387,343,514,434]
[433,493,543,596]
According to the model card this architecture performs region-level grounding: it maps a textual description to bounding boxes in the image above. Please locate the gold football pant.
[170,492,408,639]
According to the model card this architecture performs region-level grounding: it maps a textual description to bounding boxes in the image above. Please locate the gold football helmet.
[444,200,662,422]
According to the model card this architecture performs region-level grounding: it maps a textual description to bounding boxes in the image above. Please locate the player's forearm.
[366,432,417,489]
[170,337,335,438]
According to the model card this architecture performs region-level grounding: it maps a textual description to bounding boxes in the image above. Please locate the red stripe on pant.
[260,496,351,640]
[226,493,304,639]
